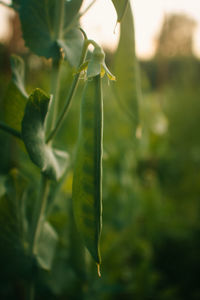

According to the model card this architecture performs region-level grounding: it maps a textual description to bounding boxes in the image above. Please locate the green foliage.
[0,170,29,279]
[10,55,27,97]
[36,221,58,270]
[22,88,69,180]
[20,0,83,66]
[4,55,27,131]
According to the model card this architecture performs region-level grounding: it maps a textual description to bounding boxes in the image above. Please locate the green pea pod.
[111,0,129,23]
[72,75,103,269]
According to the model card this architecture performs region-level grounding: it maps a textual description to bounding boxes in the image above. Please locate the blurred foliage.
[156,13,196,58]
[0,8,200,300]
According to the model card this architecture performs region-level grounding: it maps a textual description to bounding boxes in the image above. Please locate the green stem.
[48,58,62,132]
[46,0,65,136]
[30,175,49,254]
[0,121,21,139]
[62,1,97,36]
[46,39,90,143]
[28,281,35,300]
[28,175,50,300]
[87,39,101,50]
[79,0,97,18]
[68,197,86,293]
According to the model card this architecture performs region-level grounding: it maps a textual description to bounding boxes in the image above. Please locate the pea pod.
[111,0,129,23]
[72,75,103,267]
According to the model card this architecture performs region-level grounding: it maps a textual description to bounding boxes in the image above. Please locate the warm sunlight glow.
[0,0,200,58]
[81,0,200,58]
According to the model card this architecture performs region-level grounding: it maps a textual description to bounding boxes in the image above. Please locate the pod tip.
[97,264,101,277]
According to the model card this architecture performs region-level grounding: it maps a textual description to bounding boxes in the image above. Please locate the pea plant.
[0,0,140,299]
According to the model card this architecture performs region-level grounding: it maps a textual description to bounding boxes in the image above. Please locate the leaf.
[0,170,30,277]
[111,0,129,23]
[5,169,28,239]
[22,88,69,181]
[113,1,140,132]
[63,0,83,27]
[72,76,103,265]
[11,54,27,97]
[35,221,58,270]
[20,0,83,66]
[58,28,83,68]
[3,55,27,132]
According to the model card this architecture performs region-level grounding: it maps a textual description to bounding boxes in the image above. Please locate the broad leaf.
[5,169,28,238]
[63,0,83,27]
[35,221,58,270]
[72,76,103,265]
[111,0,129,23]
[58,28,83,68]
[20,0,83,66]
[22,88,69,181]
[114,1,140,132]
[4,55,27,131]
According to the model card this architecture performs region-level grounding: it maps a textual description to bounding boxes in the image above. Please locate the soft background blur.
[1,0,200,299]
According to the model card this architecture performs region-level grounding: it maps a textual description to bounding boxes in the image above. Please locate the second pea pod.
[72,74,103,266]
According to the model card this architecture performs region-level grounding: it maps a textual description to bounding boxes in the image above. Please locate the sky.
[0,4,13,42]
[81,0,200,58]
[0,0,200,58]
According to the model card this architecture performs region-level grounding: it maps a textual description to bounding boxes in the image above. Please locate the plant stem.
[0,121,21,139]
[28,281,35,300]
[46,0,65,136]
[46,39,90,143]
[62,0,97,36]
[49,58,62,131]
[28,175,50,300]
[68,197,86,295]
[30,175,49,254]
[79,0,97,18]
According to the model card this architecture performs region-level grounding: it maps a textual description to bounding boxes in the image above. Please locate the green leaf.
[58,28,83,68]
[5,169,28,239]
[114,1,140,132]
[35,221,58,270]
[63,0,83,27]
[0,170,30,277]
[20,0,83,66]
[111,0,129,23]
[3,55,27,132]
[22,88,69,181]
[72,76,103,265]
[11,54,27,97]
